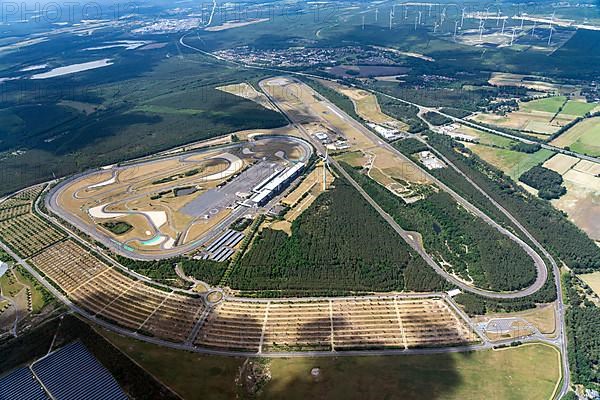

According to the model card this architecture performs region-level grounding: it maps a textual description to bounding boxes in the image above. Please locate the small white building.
[314,132,329,142]
[418,151,446,170]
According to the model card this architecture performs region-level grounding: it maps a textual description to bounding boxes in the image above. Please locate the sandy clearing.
[543,154,580,175]
[139,210,167,228]
[88,174,117,189]
[31,59,113,79]
[89,204,126,219]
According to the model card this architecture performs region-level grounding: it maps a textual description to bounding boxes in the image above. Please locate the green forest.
[564,273,600,388]
[230,179,446,294]
[424,133,600,273]
[343,165,537,292]
[519,166,567,200]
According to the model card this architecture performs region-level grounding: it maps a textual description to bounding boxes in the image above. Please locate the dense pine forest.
[424,133,600,273]
[519,166,567,200]
[343,165,536,292]
[229,178,446,294]
[564,273,600,388]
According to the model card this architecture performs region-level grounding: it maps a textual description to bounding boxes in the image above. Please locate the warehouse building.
[244,162,306,207]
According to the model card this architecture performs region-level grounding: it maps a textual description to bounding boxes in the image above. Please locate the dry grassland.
[579,271,600,297]
[321,80,408,130]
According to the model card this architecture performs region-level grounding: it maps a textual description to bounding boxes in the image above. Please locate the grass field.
[551,117,600,157]
[101,330,561,400]
[521,96,567,114]
[469,146,555,180]
[560,100,598,117]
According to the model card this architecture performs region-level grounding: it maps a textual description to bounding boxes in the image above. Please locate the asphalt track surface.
[260,77,548,300]
[45,136,312,261]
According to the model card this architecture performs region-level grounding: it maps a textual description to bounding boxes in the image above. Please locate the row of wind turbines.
[361,4,559,47]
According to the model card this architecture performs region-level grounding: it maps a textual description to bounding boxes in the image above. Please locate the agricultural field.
[105,329,560,400]
[542,154,600,242]
[551,117,600,157]
[195,296,476,352]
[467,145,555,180]
[472,97,596,137]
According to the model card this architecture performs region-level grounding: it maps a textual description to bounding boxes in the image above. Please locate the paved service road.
[261,77,548,300]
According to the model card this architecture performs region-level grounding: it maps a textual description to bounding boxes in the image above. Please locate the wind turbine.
[501,18,506,35]
[496,10,501,26]
[362,15,365,30]
[389,10,394,30]
[548,11,556,46]
[418,10,422,25]
[479,18,485,40]
[434,21,439,33]
[429,4,432,17]
[510,27,517,46]
[415,15,418,30]
[375,8,379,22]
[548,24,555,46]
[532,20,537,36]
[454,20,459,40]
[461,8,466,28]
[405,5,408,20]
[322,149,329,191]
[520,15,525,29]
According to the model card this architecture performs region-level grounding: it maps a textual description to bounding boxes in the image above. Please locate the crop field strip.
[195,297,477,352]
[29,239,206,342]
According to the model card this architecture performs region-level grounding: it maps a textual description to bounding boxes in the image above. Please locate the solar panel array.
[0,367,48,400]
[31,341,128,400]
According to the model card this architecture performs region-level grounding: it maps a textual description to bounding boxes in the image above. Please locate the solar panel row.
[0,367,48,400]
[31,341,128,400]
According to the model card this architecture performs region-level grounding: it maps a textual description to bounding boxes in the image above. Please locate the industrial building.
[244,162,306,207]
